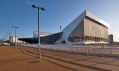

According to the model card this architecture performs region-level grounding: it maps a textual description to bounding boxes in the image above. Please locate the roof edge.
[84,10,110,28]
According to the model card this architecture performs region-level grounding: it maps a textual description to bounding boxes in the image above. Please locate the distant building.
[19,10,110,44]
[108,34,113,44]
[10,36,23,44]
[0,39,2,43]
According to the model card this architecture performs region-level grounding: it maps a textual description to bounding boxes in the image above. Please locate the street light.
[32,4,45,59]
[7,32,11,46]
[12,26,18,50]
[60,25,62,44]
[5,35,8,43]
[2,37,5,44]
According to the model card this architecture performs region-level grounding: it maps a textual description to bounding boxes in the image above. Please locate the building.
[19,10,110,44]
[10,36,23,44]
[56,10,110,44]
[108,34,113,44]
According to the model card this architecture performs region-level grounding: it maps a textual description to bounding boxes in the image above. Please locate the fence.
[18,43,119,57]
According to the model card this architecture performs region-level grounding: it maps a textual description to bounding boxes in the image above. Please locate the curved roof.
[85,10,110,28]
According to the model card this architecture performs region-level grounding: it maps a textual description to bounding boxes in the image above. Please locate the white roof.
[34,32,52,35]
[85,10,110,28]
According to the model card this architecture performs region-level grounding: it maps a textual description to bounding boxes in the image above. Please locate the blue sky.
[0,0,119,41]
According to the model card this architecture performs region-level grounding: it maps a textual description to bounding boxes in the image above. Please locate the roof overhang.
[85,11,110,28]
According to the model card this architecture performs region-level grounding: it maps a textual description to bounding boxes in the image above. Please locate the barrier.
[18,43,119,57]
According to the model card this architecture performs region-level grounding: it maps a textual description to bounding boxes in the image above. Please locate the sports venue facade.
[19,10,110,44]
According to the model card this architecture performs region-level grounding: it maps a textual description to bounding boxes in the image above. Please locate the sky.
[0,0,119,41]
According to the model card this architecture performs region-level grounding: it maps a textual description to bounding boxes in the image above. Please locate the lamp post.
[32,4,45,59]
[5,35,8,43]
[3,37,5,43]
[7,32,11,46]
[60,25,62,44]
[12,26,18,50]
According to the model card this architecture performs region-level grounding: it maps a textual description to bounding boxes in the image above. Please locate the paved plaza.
[0,46,119,71]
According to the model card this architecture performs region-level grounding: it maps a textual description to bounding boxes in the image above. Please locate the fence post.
[94,45,95,53]
[86,47,89,55]
[76,47,77,54]
[67,45,69,53]
[54,46,56,51]
[50,46,51,50]
[57,45,60,51]
[100,44,103,57]
[59,45,61,52]
[81,46,83,54]
[110,46,112,54]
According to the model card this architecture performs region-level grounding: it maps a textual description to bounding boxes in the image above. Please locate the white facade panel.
[56,11,86,44]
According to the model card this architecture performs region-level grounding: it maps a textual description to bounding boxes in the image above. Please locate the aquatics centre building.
[19,10,110,44]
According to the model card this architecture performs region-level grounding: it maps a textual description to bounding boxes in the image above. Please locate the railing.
[18,43,119,57]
